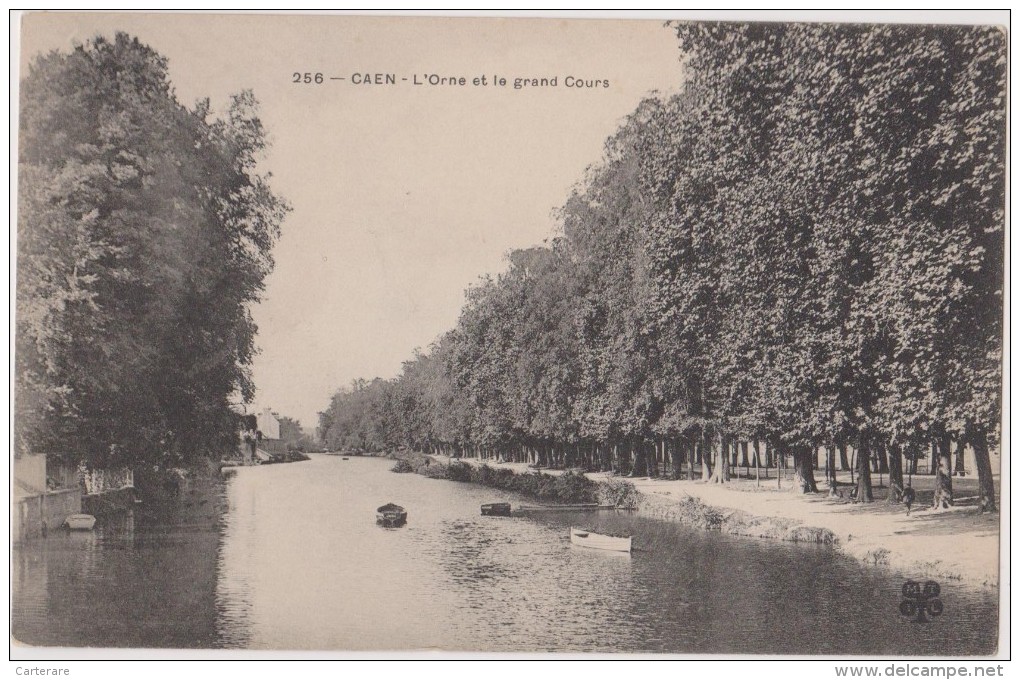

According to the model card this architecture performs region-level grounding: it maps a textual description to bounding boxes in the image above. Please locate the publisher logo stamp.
[900,580,943,623]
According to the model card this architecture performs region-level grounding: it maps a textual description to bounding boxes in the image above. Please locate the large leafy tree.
[16,33,289,468]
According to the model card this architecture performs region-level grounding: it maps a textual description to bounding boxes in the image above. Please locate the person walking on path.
[903,486,916,515]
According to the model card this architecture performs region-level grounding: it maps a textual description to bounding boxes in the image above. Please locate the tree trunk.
[630,442,648,477]
[708,433,729,484]
[670,440,683,480]
[720,435,731,482]
[932,434,954,509]
[855,437,874,503]
[954,439,966,476]
[791,445,819,493]
[825,446,838,495]
[687,440,696,481]
[887,444,904,503]
[971,431,996,513]
[774,439,782,489]
[876,444,889,474]
[766,438,784,489]
[838,444,850,471]
[700,439,712,481]
[754,440,761,486]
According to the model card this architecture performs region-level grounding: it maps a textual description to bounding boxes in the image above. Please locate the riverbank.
[390,451,639,507]
[426,454,1000,589]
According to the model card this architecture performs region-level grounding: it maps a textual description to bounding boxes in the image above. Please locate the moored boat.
[64,514,97,531]
[376,503,407,527]
[514,503,616,513]
[480,502,512,517]
[570,527,631,553]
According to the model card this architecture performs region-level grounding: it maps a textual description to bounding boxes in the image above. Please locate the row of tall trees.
[319,22,1004,511]
[16,34,289,469]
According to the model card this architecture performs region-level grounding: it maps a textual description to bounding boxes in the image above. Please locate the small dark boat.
[342,457,350,460]
[376,503,407,527]
[480,502,512,517]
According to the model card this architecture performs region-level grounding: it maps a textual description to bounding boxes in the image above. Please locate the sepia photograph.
[10,10,1008,661]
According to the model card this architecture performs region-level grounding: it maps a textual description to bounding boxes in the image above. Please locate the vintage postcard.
[11,11,1007,660]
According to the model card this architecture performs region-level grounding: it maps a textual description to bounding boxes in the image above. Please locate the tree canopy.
[320,22,1003,509]
[16,33,289,469]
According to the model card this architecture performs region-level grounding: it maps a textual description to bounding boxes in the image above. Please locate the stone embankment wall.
[13,489,82,541]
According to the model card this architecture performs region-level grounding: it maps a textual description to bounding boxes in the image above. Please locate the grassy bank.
[635,492,837,544]
[391,452,639,507]
[262,451,311,464]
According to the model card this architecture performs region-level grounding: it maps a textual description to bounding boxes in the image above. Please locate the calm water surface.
[13,454,998,653]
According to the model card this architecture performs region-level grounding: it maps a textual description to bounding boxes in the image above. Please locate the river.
[12,454,998,654]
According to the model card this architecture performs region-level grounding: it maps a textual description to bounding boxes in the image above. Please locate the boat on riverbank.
[570,527,632,553]
[376,503,407,527]
[64,514,97,531]
[481,502,512,516]
[513,503,618,514]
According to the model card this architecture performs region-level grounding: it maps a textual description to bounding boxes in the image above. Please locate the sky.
[19,12,689,428]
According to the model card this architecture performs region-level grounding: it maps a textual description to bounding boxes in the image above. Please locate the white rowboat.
[570,527,632,553]
[65,513,97,531]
